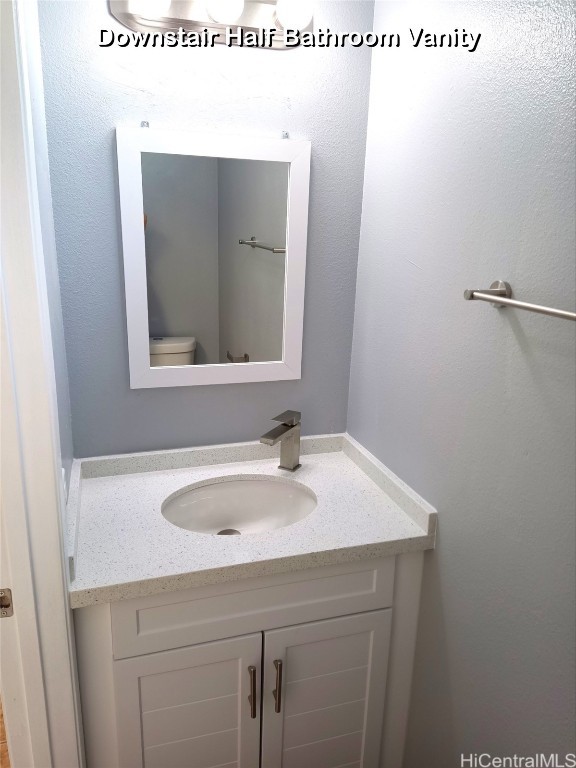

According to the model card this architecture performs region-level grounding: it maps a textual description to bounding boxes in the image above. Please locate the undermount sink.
[162,475,317,535]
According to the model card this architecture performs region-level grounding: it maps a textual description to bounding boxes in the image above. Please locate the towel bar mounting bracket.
[464,280,512,308]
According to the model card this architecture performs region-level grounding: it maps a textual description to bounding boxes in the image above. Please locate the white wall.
[1,2,81,762]
[348,1,575,763]
[218,159,288,363]
[142,153,220,364]
[17,0,73,484]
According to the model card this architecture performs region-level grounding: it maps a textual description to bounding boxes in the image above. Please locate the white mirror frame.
[116,126,311,388]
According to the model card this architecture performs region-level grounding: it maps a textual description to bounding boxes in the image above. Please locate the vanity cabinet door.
[261,610,392,768]
[114,633,261,768]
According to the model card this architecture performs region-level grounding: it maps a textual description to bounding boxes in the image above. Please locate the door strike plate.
[0,588,13,617]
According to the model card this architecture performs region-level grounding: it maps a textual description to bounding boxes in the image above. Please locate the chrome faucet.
[260,411,301,471]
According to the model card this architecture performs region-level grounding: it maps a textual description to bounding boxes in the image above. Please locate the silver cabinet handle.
[273,659,283,714]
[248,666,257,719]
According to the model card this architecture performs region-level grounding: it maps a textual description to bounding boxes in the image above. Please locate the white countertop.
[68,435,436,607]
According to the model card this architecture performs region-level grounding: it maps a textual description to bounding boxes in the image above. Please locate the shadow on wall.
[404,547,457,767]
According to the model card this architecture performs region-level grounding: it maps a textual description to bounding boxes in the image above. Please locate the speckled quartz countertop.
[68,435,437,608]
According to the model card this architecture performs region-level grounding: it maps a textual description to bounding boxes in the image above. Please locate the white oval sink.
[162,475,317,535]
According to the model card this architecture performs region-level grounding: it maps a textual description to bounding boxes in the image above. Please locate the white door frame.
[0,1,83,765]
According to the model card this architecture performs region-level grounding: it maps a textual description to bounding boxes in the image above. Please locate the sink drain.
[217,528,241,535]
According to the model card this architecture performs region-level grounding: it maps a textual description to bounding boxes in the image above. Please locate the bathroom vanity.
[69,435,436,768]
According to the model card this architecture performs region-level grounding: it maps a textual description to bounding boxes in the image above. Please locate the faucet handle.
[272,410,301,426]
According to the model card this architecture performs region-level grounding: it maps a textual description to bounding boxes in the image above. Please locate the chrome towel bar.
[464,281,576,322]
[239,236,286,254]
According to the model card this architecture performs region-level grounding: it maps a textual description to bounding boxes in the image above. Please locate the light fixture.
[110,0,314,48]
[128,0,172,19]
[275,0,313,31]
[205,0,245,24]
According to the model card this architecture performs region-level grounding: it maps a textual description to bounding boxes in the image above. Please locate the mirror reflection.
[141,153,289,367]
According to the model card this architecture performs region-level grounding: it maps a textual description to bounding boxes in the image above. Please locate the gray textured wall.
[38,0,374,457]
[348,1,575,763]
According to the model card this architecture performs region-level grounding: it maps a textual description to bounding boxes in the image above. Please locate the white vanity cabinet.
[74,554,425,768]
[114,634,262,768]
[261,611,391,768]
[113,611,390,768]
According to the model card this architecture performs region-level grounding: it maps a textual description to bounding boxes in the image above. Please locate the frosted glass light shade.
[275,0,313,30]
[205,0,245,23]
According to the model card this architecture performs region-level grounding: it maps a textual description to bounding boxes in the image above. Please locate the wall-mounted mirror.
[116,127,311,387]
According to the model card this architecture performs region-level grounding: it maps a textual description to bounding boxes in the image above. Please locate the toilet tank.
[149,336,196,367]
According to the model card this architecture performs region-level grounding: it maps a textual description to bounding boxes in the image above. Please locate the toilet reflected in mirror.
[149,336,197,367]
